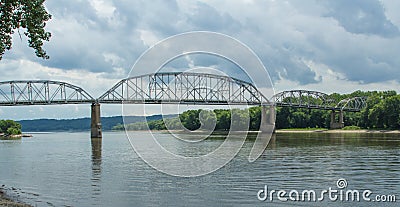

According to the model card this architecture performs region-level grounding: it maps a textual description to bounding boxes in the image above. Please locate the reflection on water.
[275,132,400,148]
[91,138,102,199]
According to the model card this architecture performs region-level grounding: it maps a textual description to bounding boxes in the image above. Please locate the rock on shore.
[0,187,32,207]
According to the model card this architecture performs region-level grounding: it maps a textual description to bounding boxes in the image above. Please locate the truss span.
[272,90,336,109]
[272,90,367,112]
[0,80,94,106]
[98,72,269,105]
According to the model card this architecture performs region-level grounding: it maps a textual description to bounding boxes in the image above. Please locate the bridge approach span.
[0,80,94,106]
[272,90,366,112]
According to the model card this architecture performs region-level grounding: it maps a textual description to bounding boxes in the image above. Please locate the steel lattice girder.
[0,80,95,106]
[98,72,270,105]
[271,90,366,112]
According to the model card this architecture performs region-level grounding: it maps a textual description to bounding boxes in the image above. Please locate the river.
[0,132,399,206]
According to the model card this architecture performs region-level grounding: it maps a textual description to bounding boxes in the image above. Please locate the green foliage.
[120,108,257,131]
[164,117,184,130]
[199,110,217,130]
[19,115,176,132]
[179,110,201,130]
[280,127,327,131]
[342,126,361,130]
[115,90,400,131]
[275,90,400,130]
[275,108,331,129]
[112,123,125,131]
[0,119,22,135]
[249,107,261,130]
[6,127,21,135]
[365,94,400,129]
[214,109,230,130]
[0,0,52,60]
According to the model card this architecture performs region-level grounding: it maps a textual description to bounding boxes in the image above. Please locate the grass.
[342,126,362,130]
[279,127,328,131]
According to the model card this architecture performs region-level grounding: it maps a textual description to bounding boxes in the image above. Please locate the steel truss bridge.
[0,72,368,136]
[0,80,95,106]
[272,90,367,112]
[98,72,269,105]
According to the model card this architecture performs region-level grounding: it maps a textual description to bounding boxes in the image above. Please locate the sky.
[0,0,400,120]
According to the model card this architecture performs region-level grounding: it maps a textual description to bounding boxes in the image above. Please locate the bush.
[6,127,21,135]
[342,126,361,130]
[0,120,22,135]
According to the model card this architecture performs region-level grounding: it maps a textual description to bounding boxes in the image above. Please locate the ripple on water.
[0,132,399,206]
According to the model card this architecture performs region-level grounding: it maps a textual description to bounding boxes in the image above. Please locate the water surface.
[0,132,399,206]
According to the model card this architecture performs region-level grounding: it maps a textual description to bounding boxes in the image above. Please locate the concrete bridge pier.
[248,105,276,162]
[260,105,276,133]
[330,110,344,129]
[91,103,102,138]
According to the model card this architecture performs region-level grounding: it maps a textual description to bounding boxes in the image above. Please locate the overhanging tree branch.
[0,0,51,60]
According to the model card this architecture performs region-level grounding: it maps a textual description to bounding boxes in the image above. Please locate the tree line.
[113,90,400,131]
[113,108,263,131]
[0,120,22,135]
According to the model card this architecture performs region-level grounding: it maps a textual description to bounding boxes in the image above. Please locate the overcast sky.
[1,0,400,120]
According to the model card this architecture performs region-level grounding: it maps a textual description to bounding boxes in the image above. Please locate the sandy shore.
[0,188,32,207]
[0,134,32,140]
[125,129,400,134]
[276,129,400,133]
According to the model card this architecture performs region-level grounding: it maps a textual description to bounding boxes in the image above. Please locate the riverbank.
[124,129,400,134]
[0,134,32,140]
[0,188,32,207]
[276,129,400,133]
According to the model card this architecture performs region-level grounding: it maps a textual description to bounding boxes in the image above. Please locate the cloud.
[0,59,119,97]
[186,2,242,32]
[1,0,400,119]
[0,59,123,119]
[323,0,400,38]
[18,0,400,85]
[274,60,399,94]
[215,0,400,84]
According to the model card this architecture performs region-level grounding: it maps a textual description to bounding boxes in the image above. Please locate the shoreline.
[276,129,400,134]
[0,134,33,140]
[0,188,32,207]
[121,129,400,134]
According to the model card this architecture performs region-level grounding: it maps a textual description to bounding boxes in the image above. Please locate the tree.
[199,110,217,130]
[7,127,20,135]
[215,109,230,130]
[0,0,52,60]
[369,102,385,129]
[0,119,22,135]
[249,107,261,130]
[231,108,249,131]
[179,110,201,131]
[382,95,400,129]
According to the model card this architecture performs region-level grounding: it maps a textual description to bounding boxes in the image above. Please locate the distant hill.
[18,114,177,132]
